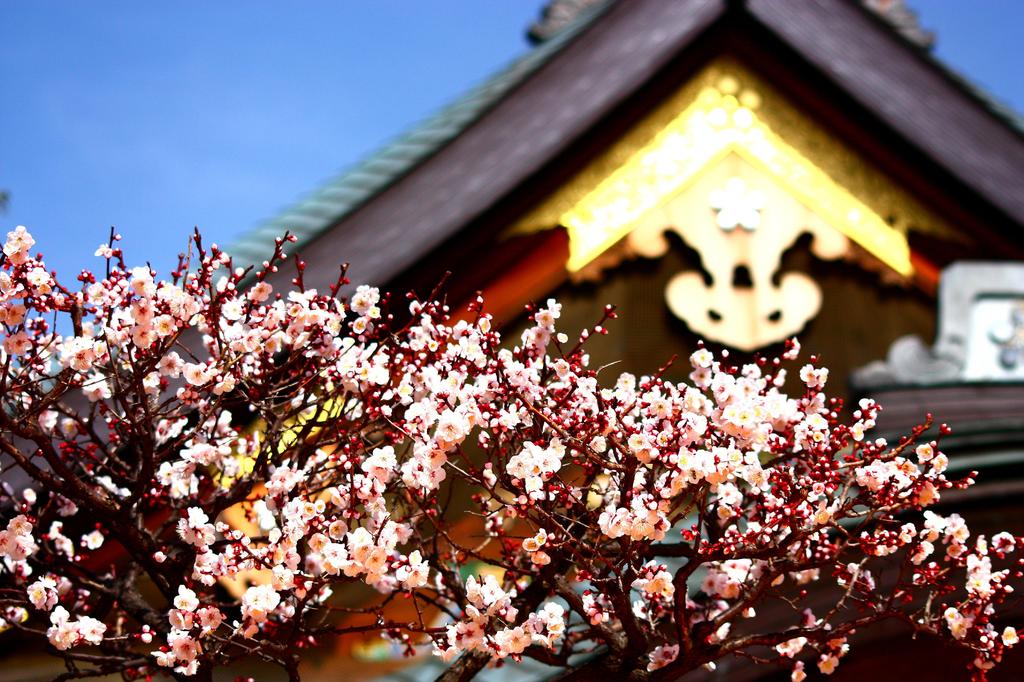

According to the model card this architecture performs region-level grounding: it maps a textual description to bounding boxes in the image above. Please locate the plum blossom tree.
[0,225,1020,681]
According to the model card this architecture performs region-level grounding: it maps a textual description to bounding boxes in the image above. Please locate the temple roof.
[229,0,1024,293]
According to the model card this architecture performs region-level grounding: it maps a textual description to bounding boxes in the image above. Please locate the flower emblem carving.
[988,301,1024,370]
[710,177,764,232]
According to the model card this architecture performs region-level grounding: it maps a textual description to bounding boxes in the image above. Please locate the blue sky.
[2,1,1021,281]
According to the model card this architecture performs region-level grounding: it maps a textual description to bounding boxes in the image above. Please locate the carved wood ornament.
[508,62,944,351]
[627,155,848,351]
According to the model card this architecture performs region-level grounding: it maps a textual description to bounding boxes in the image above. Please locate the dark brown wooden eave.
[747,0,1024,227]
[725,7,1024,262]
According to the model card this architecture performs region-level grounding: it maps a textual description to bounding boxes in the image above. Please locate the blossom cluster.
[0,226,1020,681]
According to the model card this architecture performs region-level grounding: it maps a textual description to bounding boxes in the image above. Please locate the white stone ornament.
[855,264,1024,387]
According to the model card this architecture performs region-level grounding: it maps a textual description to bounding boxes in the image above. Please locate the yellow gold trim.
[511,59,958,276]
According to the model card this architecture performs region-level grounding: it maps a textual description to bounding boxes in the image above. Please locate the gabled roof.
[232,0,1024,295]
